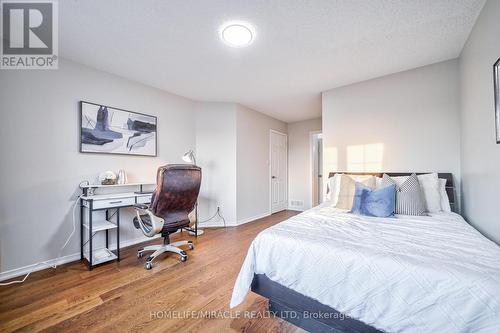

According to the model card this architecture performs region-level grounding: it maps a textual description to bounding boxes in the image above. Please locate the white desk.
[80,182,155,270]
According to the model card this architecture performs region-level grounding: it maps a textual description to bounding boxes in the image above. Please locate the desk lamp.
[182,150,203,235]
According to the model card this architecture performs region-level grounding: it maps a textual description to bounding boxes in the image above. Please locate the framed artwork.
[495,58,500,144]
[80,101,157,156]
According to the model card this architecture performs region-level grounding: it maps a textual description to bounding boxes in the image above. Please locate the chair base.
[138,240,194,269]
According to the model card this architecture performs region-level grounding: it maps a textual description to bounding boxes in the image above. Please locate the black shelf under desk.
[79,183,155,271]
[80,199,122,270]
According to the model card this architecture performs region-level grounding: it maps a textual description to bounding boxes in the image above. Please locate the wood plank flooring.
[0,210,305,333]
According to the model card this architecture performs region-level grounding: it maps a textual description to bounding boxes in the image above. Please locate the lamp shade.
[182,150,196,164]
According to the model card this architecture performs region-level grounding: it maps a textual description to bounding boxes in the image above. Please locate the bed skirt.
[251,274,381,333]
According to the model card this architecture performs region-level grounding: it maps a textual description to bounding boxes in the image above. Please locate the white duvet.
[230,205,500,332]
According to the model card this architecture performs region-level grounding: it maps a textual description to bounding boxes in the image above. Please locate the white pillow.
[390,175,410,186]
[417,173,441,213]
[326,174,342,205]
[386,173,441,213]
[327,174,377,207]
[439,178,452,212]
[381,173,441,212]
[335,174,376,210]
[350,174,376,183]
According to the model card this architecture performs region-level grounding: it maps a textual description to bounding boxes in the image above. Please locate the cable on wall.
[0,181,89,286]
[198,206,226,228]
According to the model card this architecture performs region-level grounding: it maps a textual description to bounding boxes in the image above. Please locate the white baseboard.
[0,234,161,283]
[0,211,274,282]
[192,212,271,228]
[200,221,237,228]
[288,206,306,212]
[0,253,81,283]
[237,212,270,226]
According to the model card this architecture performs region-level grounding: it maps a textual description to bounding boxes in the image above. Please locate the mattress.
[230,204,500,332]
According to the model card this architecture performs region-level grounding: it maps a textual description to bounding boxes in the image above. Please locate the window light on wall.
[346,143,384,172]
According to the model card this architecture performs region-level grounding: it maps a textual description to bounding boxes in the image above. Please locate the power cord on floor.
[1,185,224,286]
[198,206,226,228]
[0,182,89,286]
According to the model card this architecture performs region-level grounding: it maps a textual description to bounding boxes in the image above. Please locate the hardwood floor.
[0,210,305,333]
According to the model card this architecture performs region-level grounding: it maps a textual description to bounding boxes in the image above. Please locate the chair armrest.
[132,205,164,237]
[133,203,149,211]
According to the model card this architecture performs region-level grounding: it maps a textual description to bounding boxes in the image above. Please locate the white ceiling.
[59,0,485,123]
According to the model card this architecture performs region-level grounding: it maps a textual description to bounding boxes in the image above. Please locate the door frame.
[309,131,322,208]
[269,129,288,214]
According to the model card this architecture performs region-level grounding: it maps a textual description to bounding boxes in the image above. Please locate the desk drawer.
[93,197,135,209]
[136,195,152,204]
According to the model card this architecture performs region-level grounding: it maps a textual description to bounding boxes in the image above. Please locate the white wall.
[195,102,237,226]
[459,0,500,244]
[0,59,197,276]
[236,105,287,223]
[0,63,286,278]
[322,60,461,207]
[287,118,322,211]
[194,103,287,226]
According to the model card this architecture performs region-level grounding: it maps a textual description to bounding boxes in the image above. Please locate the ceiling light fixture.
[220,21,255,47]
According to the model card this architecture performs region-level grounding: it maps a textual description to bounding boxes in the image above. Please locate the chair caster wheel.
[145,262,153,270]
[188,243,194,250]
[180,255,188,262]
[137,252,144,258]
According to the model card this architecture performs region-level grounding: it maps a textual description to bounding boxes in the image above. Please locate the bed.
[230,173,500,332]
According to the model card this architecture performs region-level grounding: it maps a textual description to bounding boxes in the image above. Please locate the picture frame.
[79,101,158,156]
[495,57,500,144]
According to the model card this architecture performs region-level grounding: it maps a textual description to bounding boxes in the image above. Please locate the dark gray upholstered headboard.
[328,172,456,212]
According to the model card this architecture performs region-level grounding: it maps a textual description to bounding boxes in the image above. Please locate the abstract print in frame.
[80,101,157,156]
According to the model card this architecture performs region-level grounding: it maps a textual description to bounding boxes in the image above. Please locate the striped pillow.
[381,173,426,216]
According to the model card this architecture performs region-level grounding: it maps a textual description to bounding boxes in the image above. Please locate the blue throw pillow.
[351,182,396,217]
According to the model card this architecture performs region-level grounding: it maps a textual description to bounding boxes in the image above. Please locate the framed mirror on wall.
[495,58,500,144]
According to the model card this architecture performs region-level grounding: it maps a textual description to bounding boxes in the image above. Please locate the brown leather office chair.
[133,164,201,269]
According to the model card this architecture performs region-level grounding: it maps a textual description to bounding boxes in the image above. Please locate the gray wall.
[287,118,322,211]
[0,59,197,275]
[236,104,287,222]
[459,0,500,244]
[194,103,287,226]
[195,102,237,226]
[322,60,461,205]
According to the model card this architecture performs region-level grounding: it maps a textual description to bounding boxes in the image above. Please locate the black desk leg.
[89,200,93,270]
[195,204,198,238]
[105,210,109,249]
[116,208,120,261]
[80,202,83,260]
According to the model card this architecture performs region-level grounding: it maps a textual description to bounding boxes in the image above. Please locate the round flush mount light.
[220,21,255,47]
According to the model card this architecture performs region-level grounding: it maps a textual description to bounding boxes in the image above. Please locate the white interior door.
[311,132,323,207]
[270,130,287,213]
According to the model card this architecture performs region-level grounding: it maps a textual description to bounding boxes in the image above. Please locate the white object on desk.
[98,171,118,185]
[117,169,127,184]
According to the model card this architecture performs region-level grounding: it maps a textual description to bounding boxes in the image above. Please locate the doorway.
[311,132,323,206]
[270,130,288,214]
